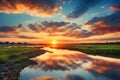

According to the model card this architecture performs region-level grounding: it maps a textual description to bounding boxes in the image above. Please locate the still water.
[20,47,120,80]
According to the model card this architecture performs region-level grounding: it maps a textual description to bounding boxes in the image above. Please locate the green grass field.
[0,44,46,80]
[66,44,120,58]
[0,44,40,64]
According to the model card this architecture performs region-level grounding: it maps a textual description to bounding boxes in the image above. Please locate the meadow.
[0,44,46,80]
[66,44,120,58]
[0,44,41,64]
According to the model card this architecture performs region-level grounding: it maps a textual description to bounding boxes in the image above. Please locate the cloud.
[28,23,41,32]
[0,20,120,40]
[109,0,120,11]
[28,21,69,33]
[27,22,90,38]
[65,74,85,80]
[0,26,19,33]
[110,6,120,11]
[27,20,120,38]
[0,0,61,17]
[41,21,70,27]
[18,35,39,39]
[30,75,85,80]
[85,11,120,35]
[31,76,59,80]
[0,34,11,38]
[65,0,100,19]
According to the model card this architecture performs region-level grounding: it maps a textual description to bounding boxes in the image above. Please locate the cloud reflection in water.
[31,47,93,71]
[20,47,120,80]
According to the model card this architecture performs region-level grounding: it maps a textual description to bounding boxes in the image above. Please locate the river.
[20,47,120,80]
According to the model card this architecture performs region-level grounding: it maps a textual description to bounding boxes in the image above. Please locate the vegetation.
[0,45,39,64]
[66,44,120,58]
[0,43,120,80]
[0,44,46,80]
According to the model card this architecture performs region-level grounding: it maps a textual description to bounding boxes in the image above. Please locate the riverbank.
[64,44,120,59]
[0,47,46,80]
[0,44,120,79]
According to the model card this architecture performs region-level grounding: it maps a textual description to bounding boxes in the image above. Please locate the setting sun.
[51,40,58,45]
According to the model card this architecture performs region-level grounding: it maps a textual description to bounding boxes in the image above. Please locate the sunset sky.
[0,0,120,44]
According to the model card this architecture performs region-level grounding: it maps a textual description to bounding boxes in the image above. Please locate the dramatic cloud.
[31,76,59,80]
[110,6,120,11]
[26,19,120,39]
[0,19,120,40]
[0,26,19,33]
[85,11,120,35]
[28,21,70,33]
[41,21,70,27]
[65,0,100,19]
[110,0,120,11]
[0,0,61,17]
[28,23,41,32]
[27,22,90,38]
[65,74,85,80]
[18,35,39,39]
[0,34,11,38]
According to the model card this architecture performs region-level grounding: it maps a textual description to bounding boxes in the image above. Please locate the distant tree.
[24,42,27,44]
[0,42,4,44]
[10,42,15,44]
[4,41,9,44]
[17,42,22,44]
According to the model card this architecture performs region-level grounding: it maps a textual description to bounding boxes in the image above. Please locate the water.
[20,47,120,80]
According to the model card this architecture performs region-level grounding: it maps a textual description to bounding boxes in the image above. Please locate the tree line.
[0,41,27,44]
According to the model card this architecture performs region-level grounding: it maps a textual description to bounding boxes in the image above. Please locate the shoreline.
[0,49,46,80]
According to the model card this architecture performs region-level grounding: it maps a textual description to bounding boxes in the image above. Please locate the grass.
[66,44,120,58]
[0,45,40,64]
[0,44,46,80]
[0,44,120,80]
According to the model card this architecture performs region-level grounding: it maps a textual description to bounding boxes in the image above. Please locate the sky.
[0,0,120,44]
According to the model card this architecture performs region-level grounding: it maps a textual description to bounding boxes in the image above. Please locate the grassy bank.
[66,44,120,58]
[0,45,46,80]
[0,47,39,64]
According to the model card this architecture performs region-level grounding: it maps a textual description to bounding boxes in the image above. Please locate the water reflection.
[20,47,120,80]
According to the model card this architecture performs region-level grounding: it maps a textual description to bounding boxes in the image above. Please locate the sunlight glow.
[51,40,58,45]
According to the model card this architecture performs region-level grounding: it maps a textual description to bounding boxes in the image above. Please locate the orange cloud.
[0,26,19,33]
[85,20,120,35]
[110,6,120,11]
[31,76,59,80]
[0,0,60,17]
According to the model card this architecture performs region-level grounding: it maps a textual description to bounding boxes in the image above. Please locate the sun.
[51,40,58,45]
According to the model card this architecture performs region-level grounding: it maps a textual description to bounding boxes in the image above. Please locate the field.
[66,44,120,58]
[0,44,41,64]
[0,44,120,79]
[0,44,46,80]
